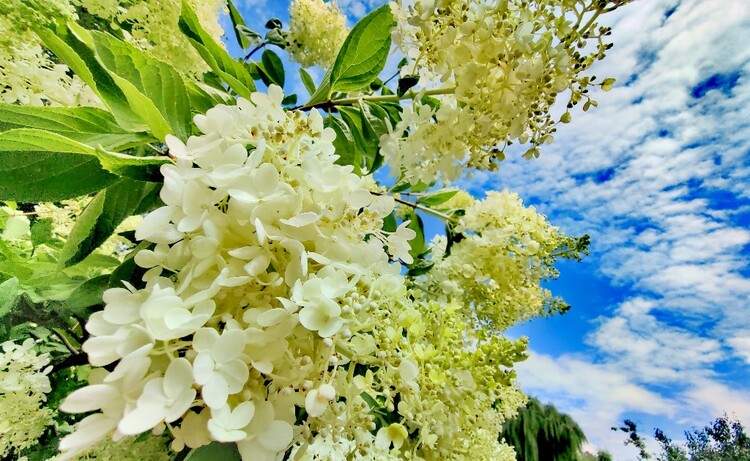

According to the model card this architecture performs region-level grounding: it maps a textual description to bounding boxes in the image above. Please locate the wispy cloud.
[336,0,388,19]
[466,0,750,457]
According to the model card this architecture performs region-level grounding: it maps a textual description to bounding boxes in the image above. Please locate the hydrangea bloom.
[288,0,349,68]
[424,191,577,332]
[0,339,54,458]
[0,0,99,106]
[59,85,403,458]
[56,86,555,460]
[384,0,629,183]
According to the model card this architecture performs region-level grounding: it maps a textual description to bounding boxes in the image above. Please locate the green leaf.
[299,68,316,96]
[405,211,426,261]
[306,66,334,105]
[406,259,434,277]
[397,74,419,96]
[0,129,117,201]
[265,19,283,30]
[30,219,55,247]
[0,128,97,155]
[444,218,465,257]
[360,102,388,173]
[378,101,402,124]
[227,0,253,49]
[369,77,383,91]
[90,30,191,141]
[337,106,369,172]
[108,241,151,290]
[60,179,160,268]
[179,0,256,99]
[94,146,170,182]
[260,49,285,87]
[324,115,360,175]
[0,152,114,201]
[417,189,459,207]
[185,80,234,115]
[381,212,397,232]
[0,290,70,330]
[35,25,145,133]
[133,183,163,215]
[0,128,168,183]
[237,25,262,49]
[0,278,19,320]
[265,28,288,48]
[0,104,154,151]
[360,391,381,412]
[49,274,110,316]
[420,95,441,112]
[330,5,395,93]
[409,180,433,193]
[389,180,411,194]
[185,443,242,461]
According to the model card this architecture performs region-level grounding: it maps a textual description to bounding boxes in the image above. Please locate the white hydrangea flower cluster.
[424,191,572,333]
[0,339,54,458]
[384,0,626,183]
[0,0,100,107]
[288,0,350,68]
[57,86,421,460]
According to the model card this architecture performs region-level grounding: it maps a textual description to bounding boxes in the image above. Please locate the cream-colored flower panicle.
[288,0,349,68]
[58,86,528,461]
[423,191,576,333]
[385,0,630,183]
[58,85,400,460]
[0,339,54,458]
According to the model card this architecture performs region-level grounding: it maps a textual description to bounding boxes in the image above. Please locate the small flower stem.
[382,70,400,86]
[296,86,455,111]
[51,327,80,355]
[244,41,268,61]
[577,7,602,35]
[8,211,39,216]
[371,191,453,222]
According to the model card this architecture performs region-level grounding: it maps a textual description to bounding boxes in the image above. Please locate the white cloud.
[587,298,724,384]
[336,0,387,19]
[727,337,750,366]
[517,351,674,460]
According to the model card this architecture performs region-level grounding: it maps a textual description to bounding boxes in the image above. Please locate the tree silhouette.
[613,415,750,461]
[500,397,588,461]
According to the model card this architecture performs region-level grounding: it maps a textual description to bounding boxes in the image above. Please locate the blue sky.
[229,1,750,458]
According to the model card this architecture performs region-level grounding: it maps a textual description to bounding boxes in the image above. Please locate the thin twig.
[294,86,456,111]
[244,42,268,60]
[382,70,400,86]
[371,191,453,221]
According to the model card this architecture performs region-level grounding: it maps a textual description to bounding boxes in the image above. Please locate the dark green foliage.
[616,416,750,461]
[500,398,588,461]
[580,452,613,461]
[683,416,750,461]
[59,178,159,267]
[613,419,652,459]
[185,442,241,461]
[0,151,117,202]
